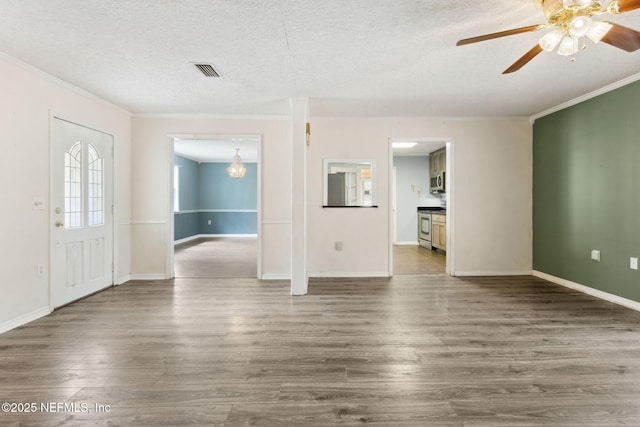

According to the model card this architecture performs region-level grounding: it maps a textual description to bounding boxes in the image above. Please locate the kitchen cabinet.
[431,213,446,252]
[429,147,446,178]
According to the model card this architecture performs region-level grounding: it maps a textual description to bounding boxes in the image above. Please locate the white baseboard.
[129,274,168,281]
[200,234,257,238]
[0,306,51,335]
[394,241,419,245]
[308,271,391,278]
[261,274,291,280]
[116,274,131,285]
[174,234,257,245]
[173,235,201,245]
[453,270,533,277]
[533,270,640,312]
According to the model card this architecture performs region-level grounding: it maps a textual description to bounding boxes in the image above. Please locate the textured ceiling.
[1,0,639,117]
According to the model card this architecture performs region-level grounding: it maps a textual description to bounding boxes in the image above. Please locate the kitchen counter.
[417,207,446,214]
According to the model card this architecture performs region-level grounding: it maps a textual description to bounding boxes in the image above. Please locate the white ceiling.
[174,137,259,162]
[2,1,640,117]
[392,140,446,156]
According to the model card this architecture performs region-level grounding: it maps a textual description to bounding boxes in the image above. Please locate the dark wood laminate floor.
[2,275,640,425]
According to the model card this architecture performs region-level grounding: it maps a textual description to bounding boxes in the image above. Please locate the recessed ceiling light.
[392,142,417,148]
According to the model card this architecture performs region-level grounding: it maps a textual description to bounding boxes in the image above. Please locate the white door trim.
[49,115,115,309]
[388,137,455,276]
[166,133,263,279]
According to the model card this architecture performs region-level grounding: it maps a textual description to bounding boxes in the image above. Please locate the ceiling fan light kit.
[586,20,615,42]
[557,35,580,55]
[456,0,640,73]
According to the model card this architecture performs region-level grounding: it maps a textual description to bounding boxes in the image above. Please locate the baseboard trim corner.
[532,270,640,312]
[116,274,131,285]
[0,306,52,335]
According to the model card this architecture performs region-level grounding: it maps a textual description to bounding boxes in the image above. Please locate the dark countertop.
[417,207,446,214]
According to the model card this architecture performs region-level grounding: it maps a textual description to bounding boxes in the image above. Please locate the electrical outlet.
[207,220,212,225]
[37,264,45,277]
[591,250,600,262]
[334,241,343,251]
[631,257,638,271]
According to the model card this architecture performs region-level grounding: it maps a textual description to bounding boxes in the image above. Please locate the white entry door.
[51,118,113,308]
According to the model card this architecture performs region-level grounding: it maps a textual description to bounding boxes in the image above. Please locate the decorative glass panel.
[87,143,104,226]
[174,166,180,212]
[64,142,82,228]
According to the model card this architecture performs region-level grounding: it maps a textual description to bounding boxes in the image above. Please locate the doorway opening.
[389,138,453,276]
[168,135,261,279]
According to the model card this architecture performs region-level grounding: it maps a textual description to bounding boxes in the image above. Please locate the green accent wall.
[533,80,640,301]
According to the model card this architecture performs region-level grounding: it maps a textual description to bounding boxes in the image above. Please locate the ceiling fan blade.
[601,22,640,52]
[616,0,640,12]
[456,25,545,46]
[502,44,544,74]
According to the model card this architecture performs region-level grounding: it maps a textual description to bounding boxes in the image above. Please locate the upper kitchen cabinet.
[429,147,446,193]
[429,147,446,178]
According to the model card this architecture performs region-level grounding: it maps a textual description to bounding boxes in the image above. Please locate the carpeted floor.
[174,237,257,278]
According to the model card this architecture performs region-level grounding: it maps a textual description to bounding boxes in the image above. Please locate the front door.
[51,118,113,308]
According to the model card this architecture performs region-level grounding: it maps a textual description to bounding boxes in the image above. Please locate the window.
[64,142,82,228]
[64,141,105,229]
[87,143,104,226]
[174,166,180,212]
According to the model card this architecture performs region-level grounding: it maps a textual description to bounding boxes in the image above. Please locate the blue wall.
[199,163,257,210]
[394,156,441,243]
[174,156,257,241]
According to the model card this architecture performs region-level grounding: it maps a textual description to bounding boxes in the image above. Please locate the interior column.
[290,98,308,295]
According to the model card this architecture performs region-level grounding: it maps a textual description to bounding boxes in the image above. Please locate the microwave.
[430,172,445,193]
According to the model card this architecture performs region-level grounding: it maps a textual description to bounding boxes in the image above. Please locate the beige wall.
[0,49,531,332]
[129,115,532,280]
[308,117,533,276]
[130,116,293,279]
[0,54,131,331]
[307,119,391,275]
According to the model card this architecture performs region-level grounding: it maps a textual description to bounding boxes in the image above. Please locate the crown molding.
[0,51,131,117]
[530,72,640,123]
[132,113,291,120]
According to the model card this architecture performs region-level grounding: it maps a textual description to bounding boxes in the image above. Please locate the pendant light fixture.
[227,148,247,178]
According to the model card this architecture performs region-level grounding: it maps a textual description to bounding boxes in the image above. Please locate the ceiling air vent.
[194,63,222,78]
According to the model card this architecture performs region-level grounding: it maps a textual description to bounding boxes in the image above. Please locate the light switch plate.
[591,250,600,262]
[631,257,638,271]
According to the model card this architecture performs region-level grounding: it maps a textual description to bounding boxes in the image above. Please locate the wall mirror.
[323,159,377,207]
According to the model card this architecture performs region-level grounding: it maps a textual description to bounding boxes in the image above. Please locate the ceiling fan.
[456,0,640,74]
